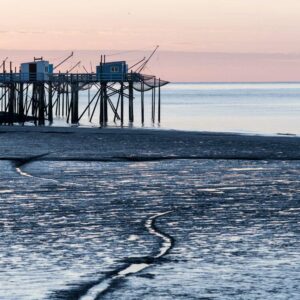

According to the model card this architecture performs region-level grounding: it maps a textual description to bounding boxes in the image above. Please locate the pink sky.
[1,0,300,81]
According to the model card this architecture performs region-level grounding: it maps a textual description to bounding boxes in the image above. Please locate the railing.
[0,73,51,82]
[0,72,145,83]
[50,73,98,83]
[0,73,23,82]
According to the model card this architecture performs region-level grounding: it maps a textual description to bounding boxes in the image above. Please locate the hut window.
[111,66,119,72]
[45,66,48,72]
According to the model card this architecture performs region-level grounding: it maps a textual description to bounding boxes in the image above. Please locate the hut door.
[29,63,37,81]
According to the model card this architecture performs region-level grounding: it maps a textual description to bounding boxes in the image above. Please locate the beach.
[1,125,300,161]
[0,126,300,299]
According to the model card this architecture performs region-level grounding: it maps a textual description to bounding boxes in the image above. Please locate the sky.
[1,0,300,81]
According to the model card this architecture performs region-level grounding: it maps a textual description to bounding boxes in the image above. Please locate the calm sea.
[160,83,300,135]
[57,82,300,135]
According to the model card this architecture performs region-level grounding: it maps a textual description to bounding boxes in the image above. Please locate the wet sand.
[1,126,300,161]
[0,126,300,300]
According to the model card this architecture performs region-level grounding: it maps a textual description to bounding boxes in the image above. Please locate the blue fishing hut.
[96,61,128,81]
[20,59,53,81]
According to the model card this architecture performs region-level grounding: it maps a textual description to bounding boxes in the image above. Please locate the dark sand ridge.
[0,126,300,161]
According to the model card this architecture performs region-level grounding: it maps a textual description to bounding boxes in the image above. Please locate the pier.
[0,54,168,127]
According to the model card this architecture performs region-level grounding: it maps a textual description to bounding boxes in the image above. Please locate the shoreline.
[1,125,300,161]
[0,124,299,138]
[1,125,300,300]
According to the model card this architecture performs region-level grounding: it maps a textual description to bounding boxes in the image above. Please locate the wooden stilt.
[100,82,104,125]
[48,83,53,124]
[120,82,124,126]
[151,87,154,123]
[104,82,108,124]
[38,83,45,126]
[88,86,91,117]
[71,82,79,124]
[62,83,65,117]
[141,82,145,125]
[0,66,168,127]
[158,78,161,124]
[8,83,15,125]
[153,78,156,123]
[18,83,24,123]
[129,81,134,123]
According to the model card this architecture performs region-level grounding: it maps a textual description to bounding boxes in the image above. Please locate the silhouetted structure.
[0,55,168,126]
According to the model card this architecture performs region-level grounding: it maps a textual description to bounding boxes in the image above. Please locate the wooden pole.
[151,88,154,123]
[32,85,37,123]
[75,81,79,124]
[0,86,2,111]
[104,82,108,124]
[153,78,156,123]
[38,83,45,126]
[75,82,79,124]
[129,81,134,123]
[88,85,91,117]
[100,82,104,125]
[65,82,68,117]
[8,83,15,125]
[57,87,60,116]
[120,82,124,126]
[4,86,7,111]
[62,83,65,117]
[71,81,79,124]
[48,83,53,124]
[158,78,161,124]
[141,82,144,125]
[18,83,24,123]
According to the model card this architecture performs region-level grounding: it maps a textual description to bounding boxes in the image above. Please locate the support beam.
[62,83,65,117]
[48,83,53,124]
[158,78,161,124]
[100,83,104,125]
[18,83,24,123]
[120,82,124,126]
[71,82,79,124]
[88,86,91,117]
[129,81,134,123]
[8,83,15,124]
[38,83,45,126]
[141,82,145,125]
[104,83,108,124]
[153,78,156,123]
[99,82,108,126]
[0,72,167,127]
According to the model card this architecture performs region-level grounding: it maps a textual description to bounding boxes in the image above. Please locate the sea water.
[62,82,300,135]
[160,83,300,135]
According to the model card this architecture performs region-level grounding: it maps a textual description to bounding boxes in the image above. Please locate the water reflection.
[0,159,299,299]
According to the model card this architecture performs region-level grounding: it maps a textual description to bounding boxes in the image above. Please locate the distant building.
[20,60,53,81]
[96,61,128,81]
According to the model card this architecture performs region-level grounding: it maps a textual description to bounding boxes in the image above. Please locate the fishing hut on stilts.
[0,48,169,127]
